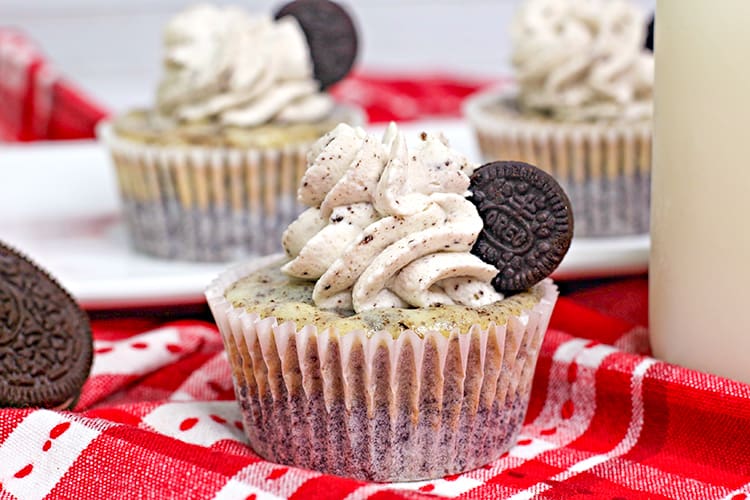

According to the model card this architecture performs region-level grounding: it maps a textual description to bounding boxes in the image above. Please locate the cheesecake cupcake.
[99,1,362,261]
[206,122,573,481]
[464,0,653,237]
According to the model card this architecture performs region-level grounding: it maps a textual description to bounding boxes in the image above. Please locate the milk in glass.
[650,0,750,383]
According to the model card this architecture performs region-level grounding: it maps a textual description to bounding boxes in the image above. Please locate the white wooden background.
[0,0,654,112]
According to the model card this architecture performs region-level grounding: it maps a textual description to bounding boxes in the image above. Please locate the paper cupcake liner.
[464,89,652,237]
[98,105,364,262]
[206,256,558,482]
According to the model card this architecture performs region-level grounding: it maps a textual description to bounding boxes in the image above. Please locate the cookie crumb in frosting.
[282,122,504,312]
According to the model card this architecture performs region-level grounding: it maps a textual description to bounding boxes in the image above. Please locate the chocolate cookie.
[0,241,93,409]
[470,161,574,292]
[275,0,358,89]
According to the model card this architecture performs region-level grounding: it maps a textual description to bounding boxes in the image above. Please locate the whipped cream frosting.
[511,0,653,122]
[156,4,333,127]
[281,123,504,313]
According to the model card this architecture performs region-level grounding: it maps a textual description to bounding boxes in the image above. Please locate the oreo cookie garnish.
[0,241,93,409]
[275,0,358,89]
[469,161,574,293]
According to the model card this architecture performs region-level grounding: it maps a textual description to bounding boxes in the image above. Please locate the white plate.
[0,120,649,309]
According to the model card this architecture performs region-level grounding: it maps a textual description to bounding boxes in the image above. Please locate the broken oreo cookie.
[0,241,93,409]
[275,0,358,89]
[470,161,574,293]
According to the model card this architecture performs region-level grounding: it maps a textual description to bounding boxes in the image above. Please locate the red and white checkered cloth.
[1,278,750,499]
[0,29,107,142]
[330,71,495,123]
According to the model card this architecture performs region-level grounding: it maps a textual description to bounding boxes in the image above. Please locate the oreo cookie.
[645,14,654,52]
[469,161,574,293]
[0,241,93,409]
[275,0,358,89]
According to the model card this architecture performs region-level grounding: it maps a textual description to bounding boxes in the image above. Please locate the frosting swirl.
[156,4,333,127]
[511,0,653,122]
[282,123,504,313]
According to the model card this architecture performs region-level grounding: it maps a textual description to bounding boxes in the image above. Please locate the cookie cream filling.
[511,0,653,122]
[282,123,504,313]
[156,4,333,127]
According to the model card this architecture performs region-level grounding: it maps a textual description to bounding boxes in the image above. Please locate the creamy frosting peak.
[511,0,653,122]
[156,4,333,127]
[282,123,504,313]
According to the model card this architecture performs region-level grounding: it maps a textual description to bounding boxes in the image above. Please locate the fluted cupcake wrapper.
[98,123,312,261]
[206,256,558,482]
[464,90,652,237]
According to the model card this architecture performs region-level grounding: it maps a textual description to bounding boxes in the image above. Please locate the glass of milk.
[650,0,750,383]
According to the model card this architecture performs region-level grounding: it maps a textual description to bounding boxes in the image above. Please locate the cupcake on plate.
[206,122,573,481]
[464,0,653,237]
[99,1,362,261]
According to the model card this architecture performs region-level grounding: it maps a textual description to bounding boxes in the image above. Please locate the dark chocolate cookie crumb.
[469,161,574,292]
[275,0,358,89]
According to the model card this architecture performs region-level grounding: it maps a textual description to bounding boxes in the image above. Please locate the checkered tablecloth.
[0,29,107,142]
[1,278,749,499]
